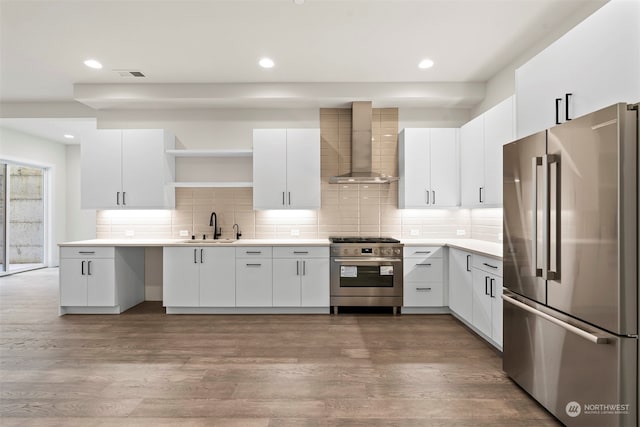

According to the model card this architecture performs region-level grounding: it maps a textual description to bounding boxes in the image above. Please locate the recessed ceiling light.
[63,134,75,139]
[84,59,103,69]
[259,57,275,69]
[418,58,434,69]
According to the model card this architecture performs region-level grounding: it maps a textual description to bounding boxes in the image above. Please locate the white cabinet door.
[86,258,116,306]
[472,268,492,338]
[81,129,122,209]
[59,259,88,306]
[429,128,459,207]
[286,129,321,209]
[460,116,484,206]
[398,128,430,208]
[253,129,287,209]
[199,247,236,307]
[121,129,168,208]
[236,260,273,307]
[482,97,513,206]
[491,275,503,348]
[273,259,301,307]
[448,249,473,322]
[300,258,329,307]
[163,247,200,307]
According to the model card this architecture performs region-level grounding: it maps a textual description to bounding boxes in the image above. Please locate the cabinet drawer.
[473,254,503,276]
[60,247,115,259]
[403,282,445,307]
[403,246,443,258]
[236,247,272,258]
[273,246,329,258]
[404,258,443,282]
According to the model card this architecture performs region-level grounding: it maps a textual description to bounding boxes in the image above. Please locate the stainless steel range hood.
[329,101,398,184]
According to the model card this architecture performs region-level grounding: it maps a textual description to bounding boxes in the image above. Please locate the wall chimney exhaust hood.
[329,101,398,184]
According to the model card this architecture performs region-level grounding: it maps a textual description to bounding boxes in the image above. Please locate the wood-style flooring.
[0,268,561,426]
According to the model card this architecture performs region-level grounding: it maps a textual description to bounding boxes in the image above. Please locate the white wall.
[398,108,470,129]
[0,127,67,265]
[65,145,96,241]
[97,108,321,149]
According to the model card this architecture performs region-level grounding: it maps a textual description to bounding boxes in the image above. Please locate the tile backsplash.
[96,108,503,242]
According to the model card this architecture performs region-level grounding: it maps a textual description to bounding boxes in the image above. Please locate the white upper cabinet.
[253,128,320,210]
[81,129,175,209]
[399,128,459,208]
[460,96,514,207]
[516,0,640,138]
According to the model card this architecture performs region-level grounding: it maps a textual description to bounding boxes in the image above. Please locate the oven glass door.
[339,264,394,287]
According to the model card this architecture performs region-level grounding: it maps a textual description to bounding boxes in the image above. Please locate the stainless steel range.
[329,237,403,314]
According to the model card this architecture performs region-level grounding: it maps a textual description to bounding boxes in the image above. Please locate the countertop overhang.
[59,238,502,259]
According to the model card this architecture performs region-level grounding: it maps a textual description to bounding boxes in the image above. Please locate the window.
[0,161,47,274]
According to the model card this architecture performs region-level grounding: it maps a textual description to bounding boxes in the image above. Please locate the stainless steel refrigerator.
[503,102,638,427]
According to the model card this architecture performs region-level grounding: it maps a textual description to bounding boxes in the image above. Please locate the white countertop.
[59,238,502,258]
[401,239,502,259]
[59,238,331,247]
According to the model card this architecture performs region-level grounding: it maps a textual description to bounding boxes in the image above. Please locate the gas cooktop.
[329,236,401,244]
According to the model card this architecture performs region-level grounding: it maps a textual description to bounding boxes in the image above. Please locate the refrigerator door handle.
[543,154,559,281]
[532,157,543,277]
[502,294,609,344]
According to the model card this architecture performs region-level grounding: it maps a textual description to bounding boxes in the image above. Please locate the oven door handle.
[333,258,402,263]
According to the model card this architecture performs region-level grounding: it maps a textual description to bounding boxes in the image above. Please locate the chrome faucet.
[209,212,222,239]
[232,223,242,240]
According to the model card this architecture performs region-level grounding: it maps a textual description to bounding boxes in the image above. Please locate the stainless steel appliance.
[329,102,398,184]
[329,237,403,314]
[503,103,638,427]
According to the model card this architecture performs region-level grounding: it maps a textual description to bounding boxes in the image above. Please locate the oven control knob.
[374,248,379,255]
[394,248,401,255]
[383,248,391,256]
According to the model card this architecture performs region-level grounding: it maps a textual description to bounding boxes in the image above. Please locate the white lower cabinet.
[163,247,236,307]
[448,248,473,321]
[273,247,330,307]
[448,251,503,349]
[60,257,116,307]
[59,246,144,314]
[236,247,273,307]
[403,246,446,309]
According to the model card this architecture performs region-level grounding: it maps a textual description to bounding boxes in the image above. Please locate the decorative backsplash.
[96,107,503,242]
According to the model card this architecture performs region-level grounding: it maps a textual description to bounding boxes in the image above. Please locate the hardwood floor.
[0,268,561,426]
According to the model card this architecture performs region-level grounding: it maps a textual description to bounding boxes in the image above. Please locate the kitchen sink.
[182,239,237,244]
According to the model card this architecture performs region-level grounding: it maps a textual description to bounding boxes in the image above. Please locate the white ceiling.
[0,0,607,140]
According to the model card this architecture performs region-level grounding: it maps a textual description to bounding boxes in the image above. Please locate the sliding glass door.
[0,160,46,274]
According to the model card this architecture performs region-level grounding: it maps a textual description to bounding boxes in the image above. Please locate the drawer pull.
[293,251,309,254]
[79,251,95,254]
[246,263,262,267]
[416,263,432,267]
[483,262,498,269]
[414,251,431,254]
[416,287,432,292]
[246,251,262,254]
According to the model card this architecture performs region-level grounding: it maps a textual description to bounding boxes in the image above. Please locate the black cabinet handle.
[466,255,471,272]
[483,262,498,269]
[485,276,489,296]
[123,192,126,205]
[87,261,92,276]
[194,249,197,264]
[116,192,120,205]
[555,98,562,124]
[490,278,496,298]
[565,93,572,121]
[81,260,85,275]
[200,249,204,264]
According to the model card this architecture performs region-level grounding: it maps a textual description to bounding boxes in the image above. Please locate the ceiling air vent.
[114,70,146,78]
